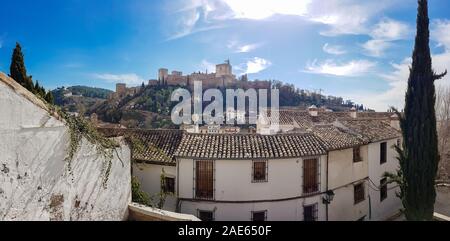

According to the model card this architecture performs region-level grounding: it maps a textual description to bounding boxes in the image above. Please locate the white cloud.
[169,0,400,39]
[356,51,450,111]
[322,43,346,55]
[370,18,411,41]
[227,40,262,53]
[305,59,376,77]
[243,57,272,74]
[362,39,392,57]
[223,0,311,20]
[308,0,396,36]
[362,18,411,57]
[92,73,145,86]
[432,19,450,50]
[351,19,450,111]
[200,59,217,73]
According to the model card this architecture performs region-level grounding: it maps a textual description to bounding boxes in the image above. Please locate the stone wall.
[128,203,200,221]
[0,73,131,221]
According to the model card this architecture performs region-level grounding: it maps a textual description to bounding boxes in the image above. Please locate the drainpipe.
[176,157,180,213]
[326,152,330,221]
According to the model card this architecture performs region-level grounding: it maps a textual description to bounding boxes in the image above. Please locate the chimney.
[349,107,357,118]
[390,114,400,130]
[308,105,318,117]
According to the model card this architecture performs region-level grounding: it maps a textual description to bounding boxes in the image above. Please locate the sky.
[1,0,450,111]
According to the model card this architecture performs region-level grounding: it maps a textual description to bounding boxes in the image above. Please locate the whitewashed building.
[174,133,328,221]
[102,106,402,221]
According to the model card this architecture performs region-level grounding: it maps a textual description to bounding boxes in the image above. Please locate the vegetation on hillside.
[52,86,113,104]
[85,80,366,129]
[90,84,179,129]
[272,81,367,111]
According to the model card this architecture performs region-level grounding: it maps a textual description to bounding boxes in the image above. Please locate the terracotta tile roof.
[131,130,183,164]
[311,125,368,151]
[98,128,183,165]
[356,112,392,119]
[175,133,327,159]
[338,119,400,142]
[275,111,350,129]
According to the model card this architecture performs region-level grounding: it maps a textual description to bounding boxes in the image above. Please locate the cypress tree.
[45,91,54,104]
[9,42,34,91]
[396,0,447,220]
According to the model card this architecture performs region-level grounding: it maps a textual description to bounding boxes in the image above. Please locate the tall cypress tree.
[9,42,34,91]
[397,0,447,220]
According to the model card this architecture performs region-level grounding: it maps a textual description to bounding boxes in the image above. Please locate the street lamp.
[322,190,335,204]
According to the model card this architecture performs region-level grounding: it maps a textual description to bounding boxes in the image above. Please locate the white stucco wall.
[132,163,177,211]
[328,147,368,190]
[177,156,327,221]
[327,147,369,221]
[0,78,131,221]
[367,139,402,220]
[179,196,325,221]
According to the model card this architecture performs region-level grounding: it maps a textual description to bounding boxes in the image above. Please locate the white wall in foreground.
[0,78,131,221]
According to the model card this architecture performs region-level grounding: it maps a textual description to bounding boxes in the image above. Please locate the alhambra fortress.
[111,60,271,99]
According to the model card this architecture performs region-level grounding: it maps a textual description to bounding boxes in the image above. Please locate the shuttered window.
[303,158,319,194]
[162,177,175,194]
[195,160,214,200]
[198,210,214,221]
[354,183,365,204]
[304,204,318,221]
[353,147,362,163]
[252,211,267,221]
[380,142,387,164]
[252,160,268,182]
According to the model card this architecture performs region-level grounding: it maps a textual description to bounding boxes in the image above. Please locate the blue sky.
[1,0,450,111]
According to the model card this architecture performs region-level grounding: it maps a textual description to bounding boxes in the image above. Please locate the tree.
[45,91,54,104]
[9,42,34,91]
[34,80,46,97]
[390,0,447,220]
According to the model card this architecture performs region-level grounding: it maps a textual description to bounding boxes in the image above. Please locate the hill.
[88,84,178,129]
[85,81,366,129]
[52,86,113,113]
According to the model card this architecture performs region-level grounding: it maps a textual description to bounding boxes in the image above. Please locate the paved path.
[435,186,450,216]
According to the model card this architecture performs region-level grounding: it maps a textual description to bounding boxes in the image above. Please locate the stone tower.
[215,60,232,78]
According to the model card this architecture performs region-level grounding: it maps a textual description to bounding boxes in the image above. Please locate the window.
[304,204,318,221]
[354,183,365,204]
[198,210,214,221]
[252,160,268,182]
[353,146,362,163]
[162,177,175,194]
[252,211,267,221]
[380,142,387,164]
[195,160,214,200]
[303,158,319,194]
[380,178,388,202]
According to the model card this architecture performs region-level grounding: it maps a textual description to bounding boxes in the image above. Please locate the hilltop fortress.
[112,60,271,99]
[157,60,238,88]
[157,60,271,89]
